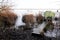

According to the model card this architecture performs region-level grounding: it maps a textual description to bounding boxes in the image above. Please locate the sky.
[11,0,60,9]
[0,0,60,9]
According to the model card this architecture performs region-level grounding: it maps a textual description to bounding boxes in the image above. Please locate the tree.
[0,5,17,29]
[43,18,54,32]
[36,14,44,24]
[22,14,35,28]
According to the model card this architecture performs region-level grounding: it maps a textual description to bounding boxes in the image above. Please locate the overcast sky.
[0,0,60,9]
[10,0,60,9]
